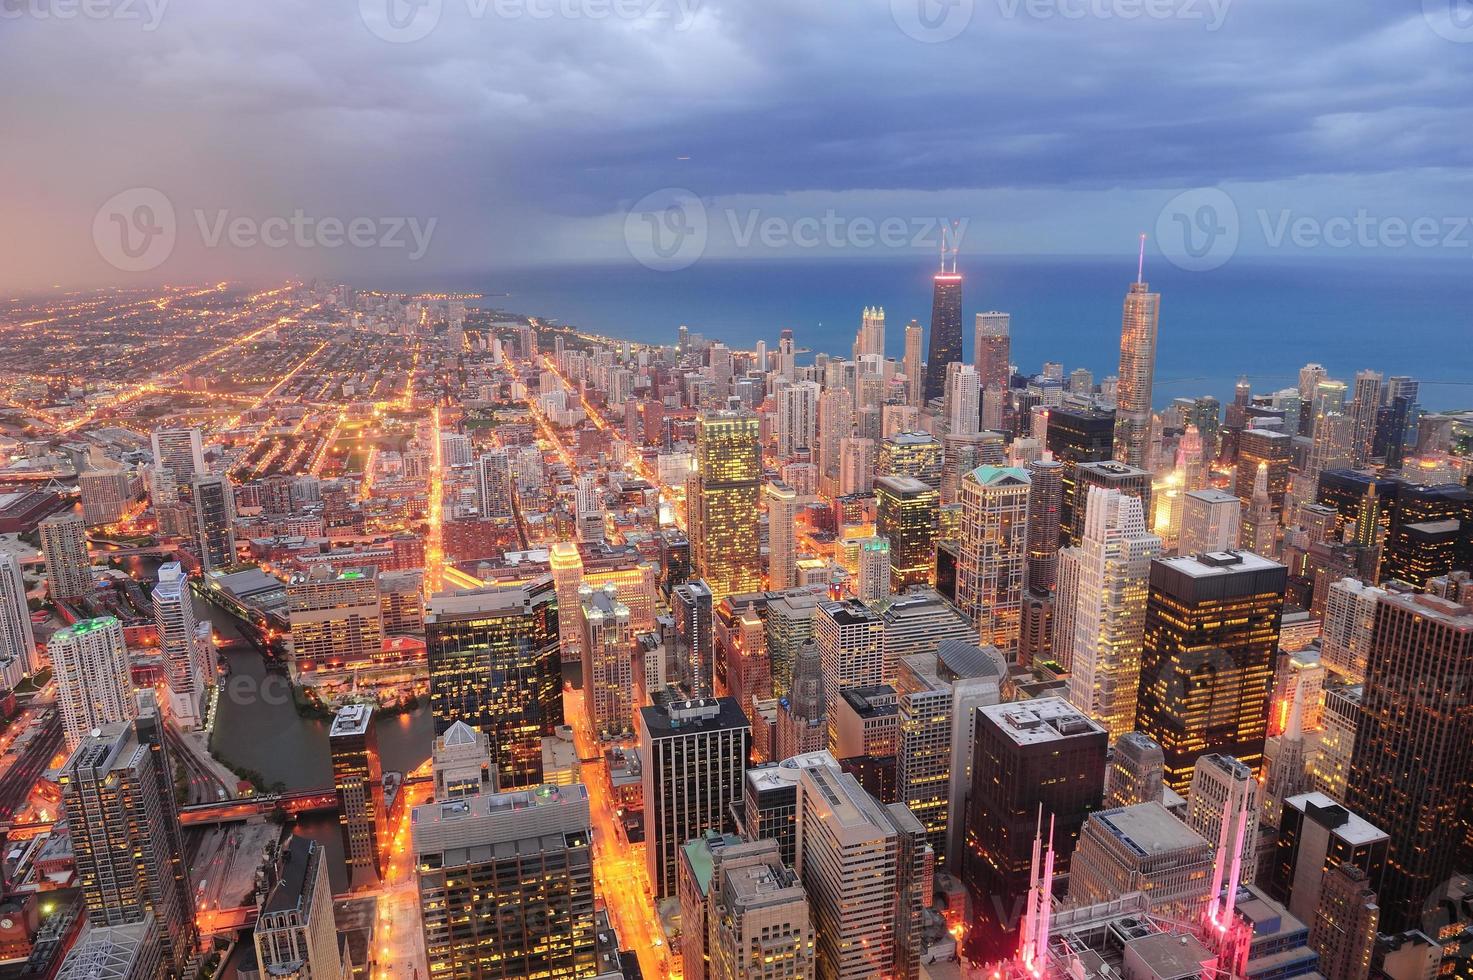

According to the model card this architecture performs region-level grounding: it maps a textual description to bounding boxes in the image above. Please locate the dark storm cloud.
[1,0,1470,286]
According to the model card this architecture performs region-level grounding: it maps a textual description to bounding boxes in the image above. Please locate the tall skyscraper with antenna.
[1113,236,1161,469]
[923,227,963,405]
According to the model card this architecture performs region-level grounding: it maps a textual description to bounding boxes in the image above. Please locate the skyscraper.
[974,312,1011,393]
[51,616,137,751]
[579,583,634,742]
[675,579,716,698]
[903,320,925,408]
[765,481,799,591]
[956,465,1030,657]
[1113,260,1161,469]
[1179,488,1243,557]
[1045,406,1116,537]
[1235,428,1292,517]
[876,431,943,491]
[39,510,92,601]
[255,836,345,980]
[331,703,386,884]
[152,561,205,729]
[191,473,237,573]
[60,720,193,975]
[874,475,938,594]
[1061,488,1162,741]
[79,465,133,526]
[477,448,514,518]
[777,380,821,458]
[286,565,384,678]
[1348,369,1383,467]
[815,598,886,747]
[944,363,981,437]
[690,410,763,600]
[425,578,562,787]
[1103,731,1165,808]
[1023,458,1063,592]
[707,838,815,980]
[854,305,886,359]
[1135,552,1286,791]
[962,698,1108,960]
[776,638,827,761]
[1308,863,1379,980]
[0,553,37,685]
[639,697,751,899]
[1346,592,1473,930]
[150,426,205,490]
[923,257,963,404]
[855,536,890,603]
[413,783,597,979]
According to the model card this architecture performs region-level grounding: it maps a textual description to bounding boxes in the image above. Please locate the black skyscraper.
[923,263,963,404]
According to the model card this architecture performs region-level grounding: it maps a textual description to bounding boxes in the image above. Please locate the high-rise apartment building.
[1045,406,1115,537]
[1346,592,1473,930]
[1061,488,1162,741]
[1308,863,1379,980]
[286,565,384,678]
[777,380,821,458]
[191,474,237,573]
[150,427,205,490]
[1184,753,1259,887]
[60,720,193,975]
[477,449,514,518]
[1103,731,1165,808]
[0,553,37,685]
[39,510,92,600]
[1347,369,1383,466]
[579,583,634,742]
[707,838,815,980]
[1320,577,1384,684]
[425,579,562,787]
[945,363,981,437]
[1268,792,1388,928]
[1113,274,1161,469]
[79,466,133,526]
[413,783,596,979]
[1135,551,1286,791]
[331,703,386,884]
[903,320,925,408]
[152,561,206,729]
[956,465,1030,657]
[1235,428,1292,517]
[877,431,943,492]
[639,697,751,899]
[690,411,763,600]
[1070,460,1152,544]
[51,616,137,751]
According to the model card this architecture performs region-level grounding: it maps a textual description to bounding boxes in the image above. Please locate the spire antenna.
[1137,232,1146,284]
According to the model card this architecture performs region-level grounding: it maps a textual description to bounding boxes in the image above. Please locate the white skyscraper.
[856,537,890,603]
[150,427,205,490]
[956,466,1031,657]
[1062,488,1162,741]
[765,481,799,591]
[1320,577,1384,684]
[152,562,205,729]
[1179,488,1242,557]
[51,616,137,751]
[777,380,821,458]
[0,554,36,688]
[945,363,981,438]
[854,306,886,359]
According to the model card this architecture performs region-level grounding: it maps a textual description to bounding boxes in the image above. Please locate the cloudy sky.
[3,0,1472,289]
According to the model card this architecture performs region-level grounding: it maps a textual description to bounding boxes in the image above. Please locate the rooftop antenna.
[1035,814,1057,968]
[1019,806,1043,968]
[1137,232,1147,284]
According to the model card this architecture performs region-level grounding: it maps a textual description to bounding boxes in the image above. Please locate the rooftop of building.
[839,685,898,718]
[263,834,319,915]
[1184,488,1240,504]
[874,474,933,495]
[1092,802,1210,857]
[638,696,750,738]
[819,597,884,625]
[56,917,156,980]
[1380,590,1473,628]
[1157,549,1285,579]
[1284,792,1389,845]
[885,430,939,447]
[51,616,120,641]
[966,464,1031,487]
[980,697,1106,746]
[329,703,373,737]
[1077,460,1150,478]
